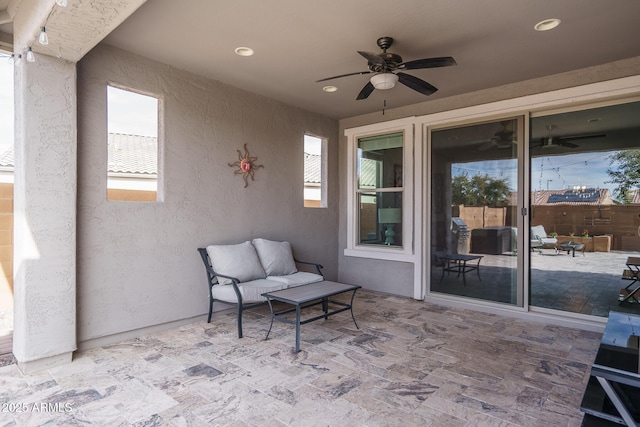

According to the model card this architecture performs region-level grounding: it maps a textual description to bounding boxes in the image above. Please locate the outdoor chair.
[530,224,558,254]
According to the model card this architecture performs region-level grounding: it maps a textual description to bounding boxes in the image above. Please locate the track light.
[56,0,68,6]
[14,54,23,66]
[39,27,49,45]
[26,47,35,63]
[8,54,14,65]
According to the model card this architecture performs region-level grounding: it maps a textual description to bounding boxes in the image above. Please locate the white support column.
[13,54,77,373]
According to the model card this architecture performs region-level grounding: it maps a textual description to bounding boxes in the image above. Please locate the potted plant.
[549,232,558,237]
[582,229,589,237]
[569,232,575,237]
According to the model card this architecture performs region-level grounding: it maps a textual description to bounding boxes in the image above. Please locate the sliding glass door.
[427,100,640,318]
[529,100,640,317]
[429,117,523,306]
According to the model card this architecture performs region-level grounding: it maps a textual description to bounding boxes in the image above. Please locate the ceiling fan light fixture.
[534,18,561,32]
[370,73,398,90]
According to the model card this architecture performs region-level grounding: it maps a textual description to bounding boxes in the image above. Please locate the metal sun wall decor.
[228,143,263,188]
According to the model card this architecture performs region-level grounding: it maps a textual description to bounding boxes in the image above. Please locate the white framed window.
[345,118,414,260]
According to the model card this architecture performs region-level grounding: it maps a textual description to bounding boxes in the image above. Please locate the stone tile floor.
[0,290,602,426]
[433,250,640,317]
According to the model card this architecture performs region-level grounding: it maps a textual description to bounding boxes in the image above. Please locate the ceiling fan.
[316,36,456,100]
[531,125,605,149]
[477,121,516,151]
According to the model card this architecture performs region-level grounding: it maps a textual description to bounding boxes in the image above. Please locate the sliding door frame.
[415,75,640,329]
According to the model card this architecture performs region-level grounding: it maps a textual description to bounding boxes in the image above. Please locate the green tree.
[606,150,640,203]
[451,173,510,206]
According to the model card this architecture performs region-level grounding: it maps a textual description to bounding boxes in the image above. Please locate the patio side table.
[559,241,585,257]
[620,257,640,304]
[436,252,483,286]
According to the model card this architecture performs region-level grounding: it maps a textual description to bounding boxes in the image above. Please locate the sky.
[304,135,321,155]
[107,85,158,137]
[453,151,617,195]
[0,55,13,156]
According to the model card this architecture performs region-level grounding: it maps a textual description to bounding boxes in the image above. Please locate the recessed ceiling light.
[534,18,561,31]
[234,47,254,57]
[587,117,602,123]
[322,86,338,93]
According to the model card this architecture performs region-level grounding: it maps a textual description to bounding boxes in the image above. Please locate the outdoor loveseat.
[197,239,324,338]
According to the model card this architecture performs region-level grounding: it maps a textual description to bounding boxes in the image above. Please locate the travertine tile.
[0,289,600,426]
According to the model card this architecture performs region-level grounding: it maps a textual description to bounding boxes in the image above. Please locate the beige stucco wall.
[337,56,640,298]
[77,44,338,344]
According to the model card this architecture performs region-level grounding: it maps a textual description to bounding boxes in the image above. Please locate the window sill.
[344,247,414,262]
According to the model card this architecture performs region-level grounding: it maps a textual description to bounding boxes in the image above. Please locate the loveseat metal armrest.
[197,248,241,285]
[198,247,248,336]
[294,258,324,276]
[197,248,243,300]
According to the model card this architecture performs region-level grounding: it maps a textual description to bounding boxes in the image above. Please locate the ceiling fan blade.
[397,72,438,96]
[558,141,579,148]
[358,51,385,66]
[530,138,544,147]
[399,56,457,70]
[557,133,606,142]
[478,139,498,151]
[356,82,375,100]
[316,70,372,82]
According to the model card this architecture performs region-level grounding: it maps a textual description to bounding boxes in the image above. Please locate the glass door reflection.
[430,118,523,306]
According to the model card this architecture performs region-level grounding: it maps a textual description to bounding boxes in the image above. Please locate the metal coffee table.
[262,281,361,352]
[435,252,483,286]
[559,241,585,257]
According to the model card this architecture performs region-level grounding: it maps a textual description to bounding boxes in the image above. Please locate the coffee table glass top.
[593,311,640,377]
[262,281,361,304]
[560,241,584,249]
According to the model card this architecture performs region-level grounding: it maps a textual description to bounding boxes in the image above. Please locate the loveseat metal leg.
[207,299,213,323]
[237,305,243,338]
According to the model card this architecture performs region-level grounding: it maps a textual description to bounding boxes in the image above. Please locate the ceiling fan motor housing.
[369,52,403,72]
[368,36,403,72]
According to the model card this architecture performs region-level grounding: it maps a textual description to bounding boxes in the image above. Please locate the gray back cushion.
[252,238,298,276]
[531,225,547,239]
[206,241,266,285]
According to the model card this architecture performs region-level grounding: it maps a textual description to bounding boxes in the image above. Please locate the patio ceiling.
[2,1,638,120]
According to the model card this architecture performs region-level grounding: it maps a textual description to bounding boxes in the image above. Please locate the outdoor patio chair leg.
[237,305,243,338]
[207,298,213,323]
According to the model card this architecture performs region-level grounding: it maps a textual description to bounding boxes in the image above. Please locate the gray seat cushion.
[266,271,324,286]
[211,278,287,303]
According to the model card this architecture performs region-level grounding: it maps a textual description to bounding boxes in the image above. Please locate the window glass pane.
[529,100,640,318]
[430,118,520,306]
[357,132,403,189]
[0,56,13,160]
[107,85,158,202]
[358,191,403,247]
